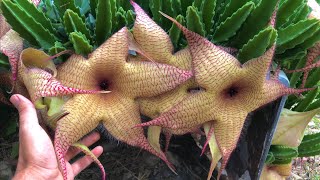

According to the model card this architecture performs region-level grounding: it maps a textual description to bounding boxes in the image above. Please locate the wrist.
[13,165,62,180]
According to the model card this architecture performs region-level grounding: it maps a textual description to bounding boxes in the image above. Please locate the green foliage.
[298,132,320,157]
[95,0,113,45]
[293,87,319,112]
[54,0,81,18]
[265,152,275,164]
[149,0,162,25]
[232,0,278,48]
[289,56,306,88]
[0,53,10,69]
[115,7,127,30]
[63,9,92,42]
[1,0,56,49]
[201,0,216,34]
[277,19,319,54]
[268,145,298,165]
[169,15,185,48]
[238,26,277,63]
[276,0,304,28]
[305,66,320,88]
[70,32,93,55]
[306,98,320,111]
[218,0,247,25]
[213,2,254,43]
[186,6,205,37]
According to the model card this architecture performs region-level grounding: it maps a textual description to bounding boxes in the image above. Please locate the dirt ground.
[76,130,212,180]
[290,115,320,180]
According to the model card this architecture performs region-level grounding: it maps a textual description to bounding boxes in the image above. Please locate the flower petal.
[54,94,103,180]
[102,93,175,172]
[115,61,192,98]
[72,142,106,180]
[131,0,174,64]
[272,108,320,147]
[0,30,23,81]
[135,93,214,129]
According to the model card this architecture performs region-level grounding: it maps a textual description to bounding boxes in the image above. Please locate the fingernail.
[10,95,20,107]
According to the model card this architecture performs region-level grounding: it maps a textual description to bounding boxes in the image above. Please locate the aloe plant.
[1,0,320,180]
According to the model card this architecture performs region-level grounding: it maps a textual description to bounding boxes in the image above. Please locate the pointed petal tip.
[159,12,186,33]
[134,118,163,128]
[72,142,106,180]
[54,138,68,180]
[180,70,193,82]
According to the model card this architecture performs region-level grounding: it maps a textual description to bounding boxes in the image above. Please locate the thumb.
[10,94,39,127]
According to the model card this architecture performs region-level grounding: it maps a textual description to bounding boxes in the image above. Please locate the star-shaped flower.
[130,2,236,153]
[41,27,191,179]
[135,13,312,178]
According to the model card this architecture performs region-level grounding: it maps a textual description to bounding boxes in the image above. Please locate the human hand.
[10,94,103,180]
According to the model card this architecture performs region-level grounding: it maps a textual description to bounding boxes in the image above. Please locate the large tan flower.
[130,2,236,152]
[21,27,192,179]
[136,13,313,179]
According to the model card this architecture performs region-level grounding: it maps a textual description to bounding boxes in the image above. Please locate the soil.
[290,115,320,179]
[76,129,212,180]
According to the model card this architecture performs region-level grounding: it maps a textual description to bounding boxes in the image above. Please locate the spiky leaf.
[277,20,320,54]
[297,29,320,50]
[218,0,247,24]
[289,56,306,87]
[213,2,254,43]
[172,0,182,16]
[233,0,278,47]
[293,87,319,112]
[110,0,117,24]
[306,99,320,111]
[162,0,175,30]
[238,26,276,62]
[95,0,112,45]
[54,0,81,17]
[89,0,97,17]
[298,143,320,157]
[270,145,298,159]
[1,0,56,49]
[63,9,92,42]
[288,2,310,25]
[48,42,66,55]
[299,132,320,149]
[169,15,185,48]
[305,68,320,88]
[126,10,135,27]
[115,8,127,31]
[69,32,93,55]
[186,6,205,36]
[276,0,304,28]
[149,0,162,25]
[201,0,216,34]
[15,0,56,36]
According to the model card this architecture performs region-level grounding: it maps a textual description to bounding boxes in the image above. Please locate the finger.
[10,94,39,128]
[65,132,101,161]
[71,146,103,176]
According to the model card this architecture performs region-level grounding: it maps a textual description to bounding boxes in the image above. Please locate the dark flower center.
[227,87,238,97]
[99,80,110,91]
